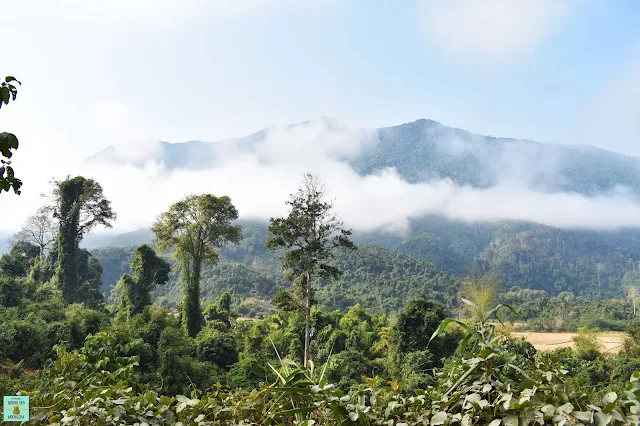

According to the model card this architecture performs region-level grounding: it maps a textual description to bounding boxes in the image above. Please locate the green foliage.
[322,245,458,312]
[94,238,459,315]
[76,249,107,308]
[228,354,270,389]
[152,194,242,337]
[0,76,22,195]
[95,218,640,319]
[203,291,236,327]
[195,326,238,368]
[0,76,19,108]
[28,255,43,283]
[0,240,40,278]
[0,276,24,307]
[119,244,171,317]
[7,117,640,423]
[500,289,640,331]
[11,302,640,425]
[267,174,355,365]
[0,312,53,367]
[393,298,454,356]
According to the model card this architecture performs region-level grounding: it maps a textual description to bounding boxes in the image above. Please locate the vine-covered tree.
[203,291,237,328]
[152,194,242,337]
[266,173,355,366]
[0,76,22,195]
[49,176,116,303]
[118,244,171,317]
[11,206,57,258]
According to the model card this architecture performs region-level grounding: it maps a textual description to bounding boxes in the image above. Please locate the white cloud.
[3,118,640,237]
[417,0,570,62]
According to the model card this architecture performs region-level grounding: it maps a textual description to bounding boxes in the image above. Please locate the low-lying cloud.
[2,117,640,238]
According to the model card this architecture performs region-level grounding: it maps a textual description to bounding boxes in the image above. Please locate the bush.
[196,326,238,368]
[0,277,24,307]
[228,355,270,389]
[0,317,55,366]
[62,304,109,348]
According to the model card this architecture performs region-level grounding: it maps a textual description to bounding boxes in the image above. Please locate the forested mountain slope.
[91,241,456,314]
[90,218,640,313]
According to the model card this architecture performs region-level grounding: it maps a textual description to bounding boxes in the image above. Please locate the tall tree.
[118,244,171,317]
[0,76,22,194]
[11,206,57,258]
[152,194,242,337]
[266,173,355,366]
[49,176,116,303]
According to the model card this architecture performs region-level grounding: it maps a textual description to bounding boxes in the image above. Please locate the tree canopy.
[152,194,242,337]
[266,173,355,366]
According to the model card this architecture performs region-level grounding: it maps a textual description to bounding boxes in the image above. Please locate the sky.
[2,0,640,235]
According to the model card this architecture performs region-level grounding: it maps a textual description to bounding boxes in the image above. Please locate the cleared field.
[511,331,630,354]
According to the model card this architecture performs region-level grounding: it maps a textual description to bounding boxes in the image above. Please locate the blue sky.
[2,1,640,234]
[3,0,640,166]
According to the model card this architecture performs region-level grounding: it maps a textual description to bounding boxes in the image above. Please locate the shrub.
[574,327,602,360]
[196,326,239,369]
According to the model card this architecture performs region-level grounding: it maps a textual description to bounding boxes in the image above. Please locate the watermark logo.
[3,395,29,422]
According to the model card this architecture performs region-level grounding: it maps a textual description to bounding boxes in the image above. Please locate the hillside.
[365,217,640,299]
[91,240,457,314]
[89,218,640,313]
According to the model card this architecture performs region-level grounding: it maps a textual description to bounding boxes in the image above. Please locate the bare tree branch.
[11,206,57,257]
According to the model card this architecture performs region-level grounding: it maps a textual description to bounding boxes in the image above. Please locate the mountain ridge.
[85,117,640,198]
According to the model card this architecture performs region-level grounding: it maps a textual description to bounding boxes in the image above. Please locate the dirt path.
[511,331,630,354]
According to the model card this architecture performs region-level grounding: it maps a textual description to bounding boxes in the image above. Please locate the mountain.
[37,117,640,310]
[86,117,640,197]
[82,229,154,249]
[350,119,640,195]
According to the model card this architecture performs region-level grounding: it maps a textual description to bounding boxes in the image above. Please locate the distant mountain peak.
[297,115,345,131]
[82,117,640,198]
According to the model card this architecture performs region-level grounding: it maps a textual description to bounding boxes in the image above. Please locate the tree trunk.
[57,215,80,304]
[304,269,312,367]
[183,256,204,338]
